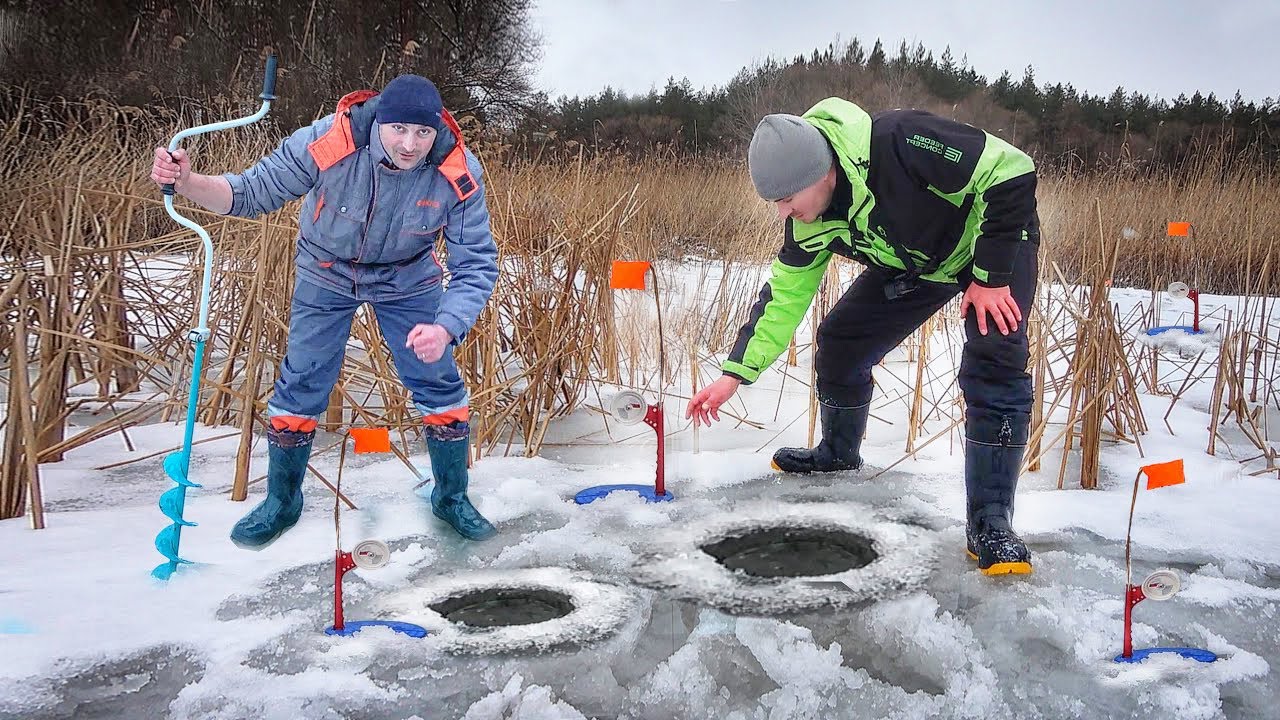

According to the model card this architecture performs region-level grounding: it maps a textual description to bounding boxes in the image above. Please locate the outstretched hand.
[960,283,1022,336]
[685,375,741,427]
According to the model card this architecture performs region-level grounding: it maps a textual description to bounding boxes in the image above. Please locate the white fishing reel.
[1166,281,1190,300]
[608,390,649,426]
[1141,569,1181,601]
[351,539,391,570]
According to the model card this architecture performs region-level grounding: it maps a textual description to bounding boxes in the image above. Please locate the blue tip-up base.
[1145,325,1205,337]
[574,484,675,505]
[1114,647,1218,663]
[325,620,427,638]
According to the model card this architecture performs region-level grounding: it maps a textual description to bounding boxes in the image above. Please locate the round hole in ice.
[700,526,878,578]
[430,587,575,627]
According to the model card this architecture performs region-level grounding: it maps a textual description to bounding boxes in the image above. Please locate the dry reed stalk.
[3,293,45,527]
[1028,314,1046,472]
[806,298,819,448]
[689,343,700,453]
[1206,335,1232,456]
[1,287,31,520]
[36,397,166,463]
[867,414,966,482]
[906,318,930,455]
[231,338,264,497]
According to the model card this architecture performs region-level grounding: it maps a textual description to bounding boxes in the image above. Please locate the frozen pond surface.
[2,429,1276,720]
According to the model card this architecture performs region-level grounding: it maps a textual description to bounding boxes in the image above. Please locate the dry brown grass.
[2,93,1278,519]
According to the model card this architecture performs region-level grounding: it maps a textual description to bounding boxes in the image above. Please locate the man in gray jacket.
[150,74,500,546]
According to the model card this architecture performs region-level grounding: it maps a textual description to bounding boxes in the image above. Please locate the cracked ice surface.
[2,281,1278,719]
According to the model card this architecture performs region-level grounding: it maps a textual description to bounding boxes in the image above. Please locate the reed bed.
[2,93,1277,522]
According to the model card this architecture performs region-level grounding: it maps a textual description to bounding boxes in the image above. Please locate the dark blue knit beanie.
[375,74,443,128]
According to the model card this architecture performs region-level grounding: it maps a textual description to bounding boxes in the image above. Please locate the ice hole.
[701,526,878,578]
[430,587,576,627]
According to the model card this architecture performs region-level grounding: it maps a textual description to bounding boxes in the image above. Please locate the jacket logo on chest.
[417,198,441,209]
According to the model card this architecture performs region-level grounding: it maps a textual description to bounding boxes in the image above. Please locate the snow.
[2,270,1278,719]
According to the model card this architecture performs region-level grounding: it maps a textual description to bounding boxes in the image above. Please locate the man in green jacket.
[686,98,1040,576]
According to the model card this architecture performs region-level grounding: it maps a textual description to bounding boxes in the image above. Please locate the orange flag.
[1167,222,1191,237]
[349,427,391,454]
[1140,458,1185,490]
[610,260,650,290]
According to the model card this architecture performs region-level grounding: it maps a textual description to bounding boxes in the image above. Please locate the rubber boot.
[426,421,496,541]
[771,399,869,474]
[230,425,312,548]
[963,414,1032,575]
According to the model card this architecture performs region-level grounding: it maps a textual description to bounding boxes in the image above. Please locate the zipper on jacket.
[355,161,379,263]
[351,161,379,299]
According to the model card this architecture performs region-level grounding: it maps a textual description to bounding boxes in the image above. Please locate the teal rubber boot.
[426,421,496,541]
[230,426,312,548]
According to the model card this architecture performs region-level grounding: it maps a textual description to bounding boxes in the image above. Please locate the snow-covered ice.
[1,278,1277,719]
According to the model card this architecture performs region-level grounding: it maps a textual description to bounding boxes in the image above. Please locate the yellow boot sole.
[770,460,782,471]
[966,549,1033,576]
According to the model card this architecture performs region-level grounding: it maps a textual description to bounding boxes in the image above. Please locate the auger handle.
[260,54,278,101]
[162,54,278,196]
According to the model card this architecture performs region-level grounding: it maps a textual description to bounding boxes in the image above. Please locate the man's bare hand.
[960,283,1022,336]
[150,147,190,190]
[685,375,741,427]
[406,323,452,363]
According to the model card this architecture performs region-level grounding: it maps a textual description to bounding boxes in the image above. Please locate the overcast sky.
[531,0,1277,105]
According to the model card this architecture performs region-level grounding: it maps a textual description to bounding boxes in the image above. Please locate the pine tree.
[867,39,887,71]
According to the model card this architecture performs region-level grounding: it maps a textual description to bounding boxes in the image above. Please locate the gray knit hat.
[748,114,833,201]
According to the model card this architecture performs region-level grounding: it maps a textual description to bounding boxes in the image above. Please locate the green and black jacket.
[723,98,1039,384]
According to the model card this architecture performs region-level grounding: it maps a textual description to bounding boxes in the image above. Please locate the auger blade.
[158,486,198,527]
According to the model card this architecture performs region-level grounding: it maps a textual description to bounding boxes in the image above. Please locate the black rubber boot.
[771,400,869,474]
[963,414,1032,575]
